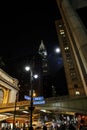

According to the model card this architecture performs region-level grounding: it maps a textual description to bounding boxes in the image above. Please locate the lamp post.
[13,92,18,130]
[29,69,33,130]
[25,66,38,130]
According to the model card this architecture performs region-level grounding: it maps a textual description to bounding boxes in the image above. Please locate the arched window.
[0,88,4,103]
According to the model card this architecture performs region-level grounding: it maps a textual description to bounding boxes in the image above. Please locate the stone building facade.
[0,68,19,104]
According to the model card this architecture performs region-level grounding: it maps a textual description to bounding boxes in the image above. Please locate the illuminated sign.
[24,95,44,101]
[24,95,31,100]
[33,100,45,105]
[24,95,45,105]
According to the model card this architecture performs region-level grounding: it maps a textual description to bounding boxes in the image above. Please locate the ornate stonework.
[0,68,19,104]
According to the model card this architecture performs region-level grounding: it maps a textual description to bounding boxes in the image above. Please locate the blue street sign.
[33,100,45,105]
[33,96,44,101]
[24,95,31,100]
[24,95,44,101]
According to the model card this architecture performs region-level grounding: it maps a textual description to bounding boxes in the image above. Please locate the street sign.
[33,96,44,101]
[33,100,45,105]
[24,95,44,101]
[24,95,45,105]
[24,95,31,100]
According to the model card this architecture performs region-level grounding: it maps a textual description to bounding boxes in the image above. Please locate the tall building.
[55,0,87,96]
[38,40,49,75]
[38,40,52,98]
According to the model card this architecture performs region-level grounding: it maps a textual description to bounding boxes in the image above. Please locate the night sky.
[0,0,63,74]
[0,0,68,99]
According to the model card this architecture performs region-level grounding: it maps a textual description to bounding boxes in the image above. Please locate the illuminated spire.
[39,40,45,50]
[38,40,47,57]
[38,40,49,74]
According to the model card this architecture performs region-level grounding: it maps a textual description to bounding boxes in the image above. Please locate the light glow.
[25,66,30,71]
[55,47,61,53]
[33,74,38,79]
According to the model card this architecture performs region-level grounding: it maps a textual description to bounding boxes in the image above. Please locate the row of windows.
[58,23,77,81]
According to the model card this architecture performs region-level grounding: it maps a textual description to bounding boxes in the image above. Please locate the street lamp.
[13,92,18,130]
[25,66,38,130]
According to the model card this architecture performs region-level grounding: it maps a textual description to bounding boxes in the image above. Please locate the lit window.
[43,51,47,56]
[75,91,80,95]
[64,46,69,50]
[60,29,65,35]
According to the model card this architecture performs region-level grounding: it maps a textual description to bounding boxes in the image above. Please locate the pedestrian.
[43,125,47,130]
[50,125,53,130]
[55,125,59,130]
[69,124,76,130]
[60,124,66,130]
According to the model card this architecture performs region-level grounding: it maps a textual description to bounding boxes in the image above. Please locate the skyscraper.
[38,40,49,75]
[55,0,87,96]
[38,40,52,98]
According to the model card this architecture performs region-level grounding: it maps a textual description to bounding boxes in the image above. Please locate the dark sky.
[0,0,69,98]
[0,0,63,76]
[0,1,86,77]
[1,0,61,54]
